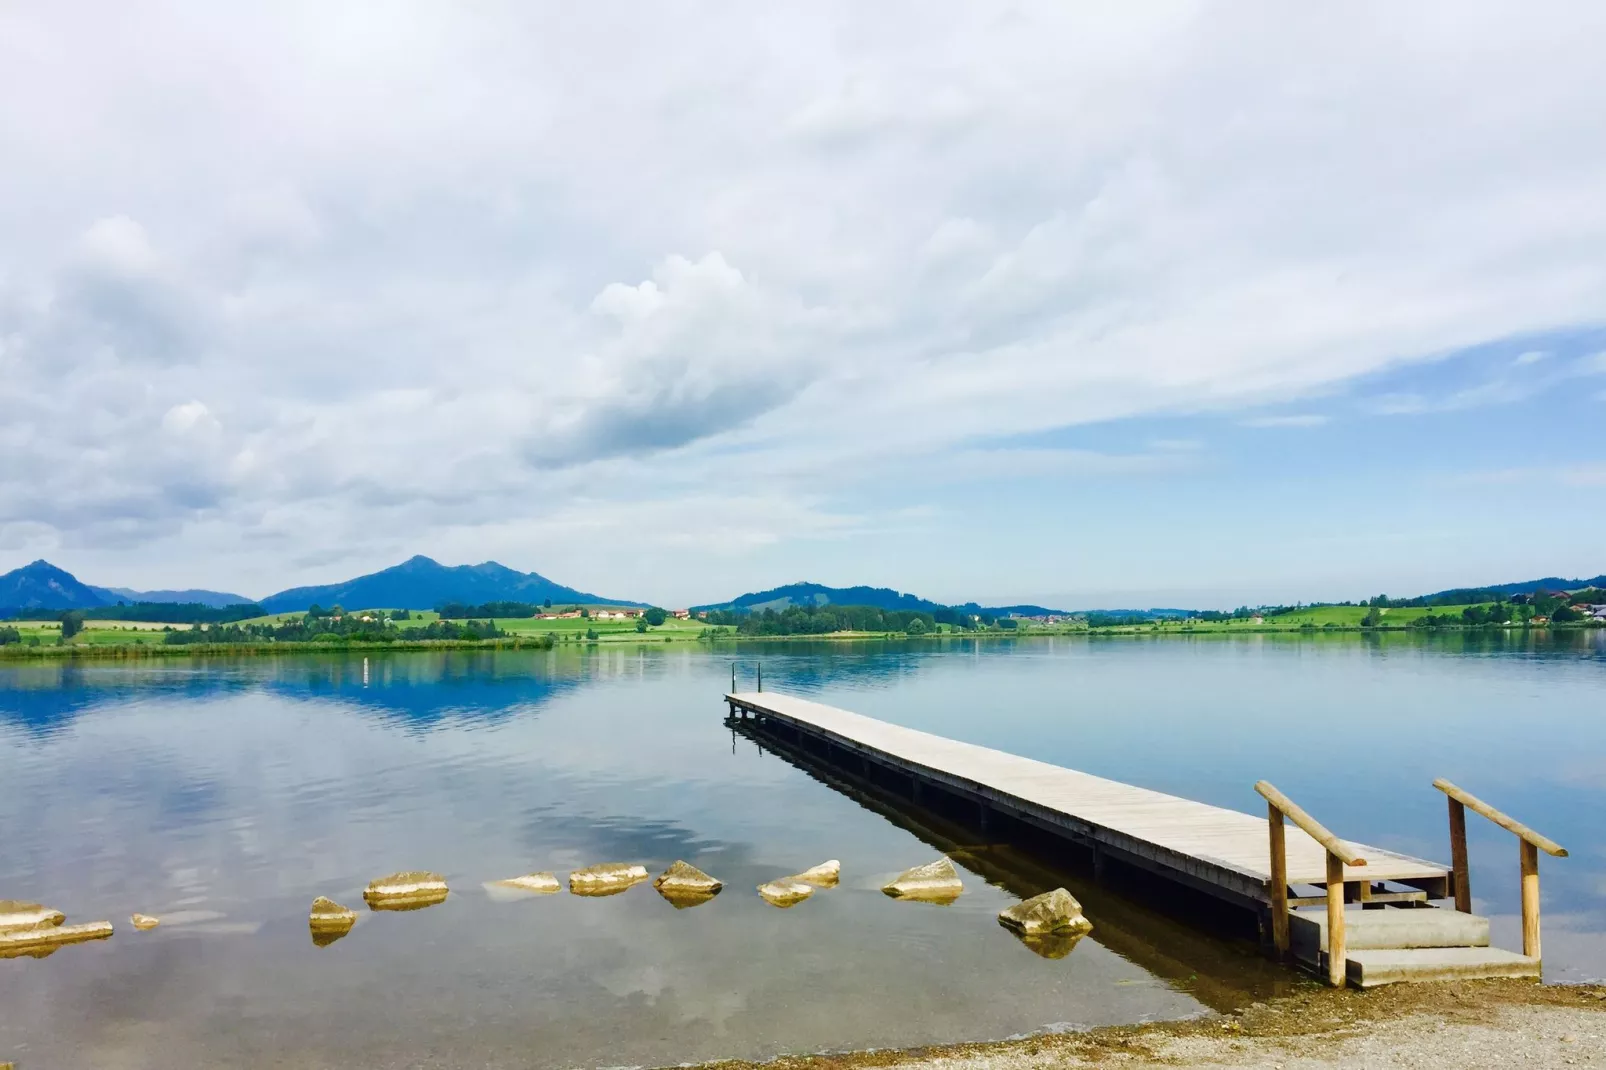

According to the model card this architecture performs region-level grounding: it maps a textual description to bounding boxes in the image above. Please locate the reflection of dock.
[728,713,1291,1012]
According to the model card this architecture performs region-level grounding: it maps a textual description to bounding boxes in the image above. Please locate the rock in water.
[568,864,649,897]
[488,873,562,895]
[882,858,964,901]
[309,896,357,946]
[653,860,722,899]
[364,871,449,911]
[0,920,114,957]
[757,877,815,907]
[792,860,841,887]
[0,900,66,934]
[997,887,1092,936]
[130,913,160,931]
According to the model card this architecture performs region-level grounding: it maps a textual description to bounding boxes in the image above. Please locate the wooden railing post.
[1325,852,1347,988]
[1521,840,1540,960]
[1448,796,1471,912]
[1267,801,1289,957]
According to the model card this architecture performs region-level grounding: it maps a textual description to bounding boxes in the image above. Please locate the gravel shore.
[690,981,1606,1070]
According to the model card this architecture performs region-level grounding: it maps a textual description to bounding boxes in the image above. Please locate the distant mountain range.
[690,581,1070,617]
[3,558,1601,618]
[257,555,638,613]
[0,560,251,612]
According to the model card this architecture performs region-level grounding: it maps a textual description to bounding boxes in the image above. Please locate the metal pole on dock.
[731,663,735,692]
[757,663,762,692]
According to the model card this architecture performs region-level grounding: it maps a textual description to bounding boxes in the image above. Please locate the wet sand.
[690,981,1606,1070]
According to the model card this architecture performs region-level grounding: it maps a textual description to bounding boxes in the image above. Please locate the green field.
[487,614,707,641]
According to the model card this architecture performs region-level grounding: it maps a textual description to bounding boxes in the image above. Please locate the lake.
[2,633,1603,1068]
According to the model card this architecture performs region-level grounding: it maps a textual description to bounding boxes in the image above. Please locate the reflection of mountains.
[0,651,592,735]
[257,652,588,729]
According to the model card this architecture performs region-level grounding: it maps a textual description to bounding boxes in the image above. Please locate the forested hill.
[691,581,1067,617]
[259,555,640,613]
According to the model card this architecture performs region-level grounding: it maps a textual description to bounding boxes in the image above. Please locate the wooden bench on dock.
[725,689,1562,988]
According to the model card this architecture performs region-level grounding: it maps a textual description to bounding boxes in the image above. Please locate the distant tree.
[543,598,552,609]
[585,627,599,640]
[60,611,85,639]
[1361,607,1382,627]
[0,626,20,645]
[997,618,1018,630]
[330,604,345,618]
[308,604,325,618]
[580,608,590,619]
[1553,604,1582,622]
[644,606,667,627]
[1462,605,1488,625]
[635,618,648,632]
[906,617,929,636]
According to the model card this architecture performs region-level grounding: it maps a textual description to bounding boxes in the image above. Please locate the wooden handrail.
[1255,781,1367,866]
[1433,779,1567,857]
[1256,780,1366,987]
[1434,777,1565,961]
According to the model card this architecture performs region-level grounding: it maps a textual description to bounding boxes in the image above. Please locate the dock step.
[1345,946,1540,988]
[1290,905,1489,965]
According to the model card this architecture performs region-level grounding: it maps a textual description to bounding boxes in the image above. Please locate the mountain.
[0,560,111,612]
[258,555,640,613]
[691,581,1068,617]
[1415,575,1606,600]
[95,586,253,608]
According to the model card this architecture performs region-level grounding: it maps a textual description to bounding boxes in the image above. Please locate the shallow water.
[1,633,1602,1068]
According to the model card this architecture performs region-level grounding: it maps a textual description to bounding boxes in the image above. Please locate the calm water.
[2,633,1603,1068]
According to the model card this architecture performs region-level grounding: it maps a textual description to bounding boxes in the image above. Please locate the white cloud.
[1514,350,1548,365]
[1241,414,1330,428]
[1,2,1604,597]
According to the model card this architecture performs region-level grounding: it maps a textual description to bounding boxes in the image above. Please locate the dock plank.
[727,691,1447,903]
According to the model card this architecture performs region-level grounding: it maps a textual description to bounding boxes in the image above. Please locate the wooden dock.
[724,690,1450,913]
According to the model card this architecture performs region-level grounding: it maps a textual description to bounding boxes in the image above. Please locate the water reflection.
[0,634,1602,1069]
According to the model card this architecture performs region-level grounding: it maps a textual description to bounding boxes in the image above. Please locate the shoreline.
[1,623,1599,661]
[684,980,1606,1070]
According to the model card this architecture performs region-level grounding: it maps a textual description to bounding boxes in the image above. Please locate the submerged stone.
[489,872,562,895]
[364,872,449,910]
[997,887,1092,937]
[130,913,160,931]
[0,920,114,957]
[757,877,815,908]
[0,900,66,934]
[654,860,722,898]
[1011,928,1090,960]
[792,860,841,887]
[882,858,964,902]
[568,863,649,897]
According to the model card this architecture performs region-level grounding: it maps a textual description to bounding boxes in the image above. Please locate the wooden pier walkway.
[724,690,1450,912]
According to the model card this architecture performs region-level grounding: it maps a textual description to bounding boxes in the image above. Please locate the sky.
[1,2,1603,609]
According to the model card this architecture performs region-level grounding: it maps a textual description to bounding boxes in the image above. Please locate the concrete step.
[1290,906,1488,965]
[1344,946,1540,988]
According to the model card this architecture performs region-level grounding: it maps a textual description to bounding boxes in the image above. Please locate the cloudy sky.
[2,1,1603,608]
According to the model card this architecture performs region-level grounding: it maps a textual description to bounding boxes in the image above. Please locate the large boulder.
[997,888,1092,936]
[309,896,357,946]
[568,863,649,897]
[364,871,449,911]
[0,900,65,934]
[792,860,840,887]
[757,877,815,908]
[882,858,964,902]
[654,861,722,906]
